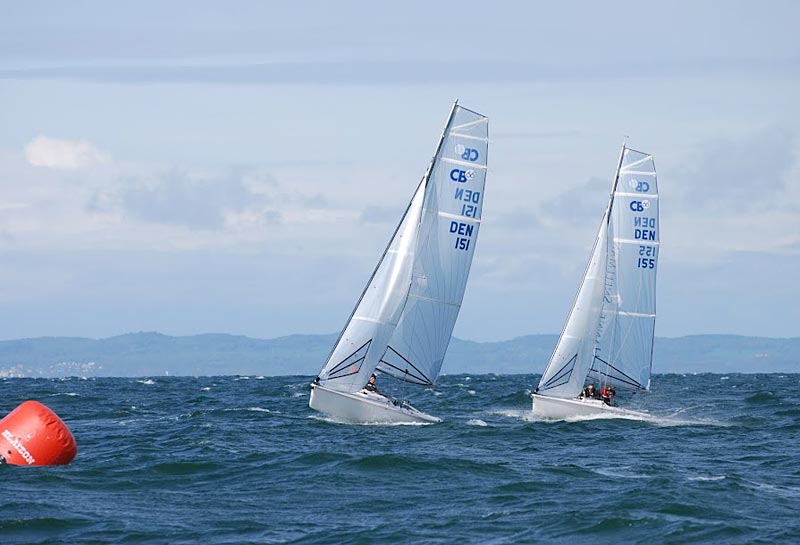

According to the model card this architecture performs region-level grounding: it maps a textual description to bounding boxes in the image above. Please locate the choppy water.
[2,373,799,544]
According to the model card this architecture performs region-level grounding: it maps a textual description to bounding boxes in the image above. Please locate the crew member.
[581,384,599,399]
[364,373,381,394]
[601,385,616,406]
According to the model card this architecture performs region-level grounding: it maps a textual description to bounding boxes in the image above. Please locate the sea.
[2,373,799,544]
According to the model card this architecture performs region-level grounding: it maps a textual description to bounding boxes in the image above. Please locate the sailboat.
[532,143,659,419]
[309,102,488,424]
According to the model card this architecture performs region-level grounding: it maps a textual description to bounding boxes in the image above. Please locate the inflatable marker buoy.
[0,400,77,466]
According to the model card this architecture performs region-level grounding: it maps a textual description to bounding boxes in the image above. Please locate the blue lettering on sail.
[634,228,657,241]
[450,220,474,251]
[450,169,475,183]
[455,144,479,162]
[449,221,474,237]
[634,216,656,228]
[454,188,480,203]
[629,200,651,212]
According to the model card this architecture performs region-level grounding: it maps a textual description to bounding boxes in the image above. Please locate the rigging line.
[325,339,372,377]
[454,104,487,118]
[539,209,608,389]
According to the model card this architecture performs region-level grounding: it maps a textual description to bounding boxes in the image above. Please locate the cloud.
[672,127,795,210]
[111,168,270,230]
[539,176,610,227]
[24,136,109,169]
[359,204,402,224]
[2,56,799,86]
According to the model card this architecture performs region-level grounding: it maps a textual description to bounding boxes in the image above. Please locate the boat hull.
[531,393,649,419]
[309,383,441,424]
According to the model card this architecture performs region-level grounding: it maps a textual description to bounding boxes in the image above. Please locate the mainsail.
[537,145,659,398]
[317,103,488,393]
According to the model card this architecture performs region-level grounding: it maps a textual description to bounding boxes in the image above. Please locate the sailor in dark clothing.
[581,384,599,399]
[601,385,616,406]
[364,373,380,394]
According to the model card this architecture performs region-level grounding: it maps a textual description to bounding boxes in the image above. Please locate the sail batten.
[441,157,488,169]
[537,144,659,398]
[438,211,481,223]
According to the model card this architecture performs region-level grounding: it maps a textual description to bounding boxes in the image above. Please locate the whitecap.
[467,390,476,395]
[466,418,488,427]
[489,409,535,421]
[688,475,726,482]
[306,414,431,426]
[594,466,649,479]
[137,379,155,385]
[223,407,273,413]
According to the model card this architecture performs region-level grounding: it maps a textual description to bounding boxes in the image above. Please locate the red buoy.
[0,400,77,466]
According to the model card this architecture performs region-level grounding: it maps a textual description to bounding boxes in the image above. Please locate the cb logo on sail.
[629,179,651,193]
[450,168,476,183]
[454,144,479,162]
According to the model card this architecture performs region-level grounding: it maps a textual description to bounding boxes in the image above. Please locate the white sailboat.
[532,143,659,419]
[310,102,488,424]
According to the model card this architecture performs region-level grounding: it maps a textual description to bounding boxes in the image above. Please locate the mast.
[317,102,461,378]
[376,101,488,387]
[537,140,627,396]
[597,141,627,388]
[605,140,628,225]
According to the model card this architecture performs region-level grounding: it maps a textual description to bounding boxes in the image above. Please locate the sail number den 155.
[637,245,657,269]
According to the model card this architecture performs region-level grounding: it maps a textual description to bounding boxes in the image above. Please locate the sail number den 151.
[451,187,481,251]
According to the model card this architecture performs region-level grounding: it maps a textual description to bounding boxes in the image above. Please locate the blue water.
[2,373,799,544]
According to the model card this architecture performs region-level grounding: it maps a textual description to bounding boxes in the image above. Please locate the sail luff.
[606,142,627,225]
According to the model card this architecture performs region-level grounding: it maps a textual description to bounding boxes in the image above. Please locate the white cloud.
[24,136,109,169]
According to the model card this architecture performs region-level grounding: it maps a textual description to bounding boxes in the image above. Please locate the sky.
[1,1,799,342]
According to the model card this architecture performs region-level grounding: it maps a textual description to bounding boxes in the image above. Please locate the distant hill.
[0,332,797,378]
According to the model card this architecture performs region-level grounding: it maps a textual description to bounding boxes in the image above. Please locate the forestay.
[317,104,488,393]
[537,145,658,398]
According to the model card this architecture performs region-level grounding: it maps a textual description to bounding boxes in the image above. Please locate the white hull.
[309,383,441,424]
[531,393,649,419]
